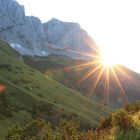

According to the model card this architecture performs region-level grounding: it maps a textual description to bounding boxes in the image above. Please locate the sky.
[16,0,140,73]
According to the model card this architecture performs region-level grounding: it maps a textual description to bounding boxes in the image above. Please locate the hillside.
[23,55,140,109]
[0,40,112,139]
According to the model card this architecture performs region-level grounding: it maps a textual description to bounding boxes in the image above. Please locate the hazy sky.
[16,0,140,73]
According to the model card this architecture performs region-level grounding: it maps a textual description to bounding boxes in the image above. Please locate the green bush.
[111,110,133,130]
[56,119,82,140]
[6,119,54,140]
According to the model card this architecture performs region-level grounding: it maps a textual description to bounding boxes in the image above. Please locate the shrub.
[83,130,95,140]
[6,123,23,140]
[6,119,54,140]
[97,116,112,131]
[57,119,82,140]
[111,110,133,130]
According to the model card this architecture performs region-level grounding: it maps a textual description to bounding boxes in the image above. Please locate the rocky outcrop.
[0,0,98,59]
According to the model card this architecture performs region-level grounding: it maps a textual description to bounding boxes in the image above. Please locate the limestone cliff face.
[0,0,98,59]
[43,18,98,59]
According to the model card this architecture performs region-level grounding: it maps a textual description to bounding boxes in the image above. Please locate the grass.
[23,55,140,109]
[0,40,112,139]
[0,110,31,139]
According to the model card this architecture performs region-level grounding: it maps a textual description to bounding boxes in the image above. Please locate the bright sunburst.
[101,55,115,67]
[60,47,131,107]
[100,49,117,67]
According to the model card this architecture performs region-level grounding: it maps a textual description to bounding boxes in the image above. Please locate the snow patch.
[10,43,22,48]
[42,51,47,55]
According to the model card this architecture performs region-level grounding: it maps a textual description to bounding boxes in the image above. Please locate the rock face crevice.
[0,0,98,59]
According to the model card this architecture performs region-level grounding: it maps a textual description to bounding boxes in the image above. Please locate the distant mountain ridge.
[0,0,98,59]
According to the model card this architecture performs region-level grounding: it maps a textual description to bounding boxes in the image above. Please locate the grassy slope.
[23,55,140,109]
[0,40,112,139]
[23,55,92,92]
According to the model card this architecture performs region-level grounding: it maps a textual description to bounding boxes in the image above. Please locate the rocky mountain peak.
[0,0,25,18]
[0,0,98,59]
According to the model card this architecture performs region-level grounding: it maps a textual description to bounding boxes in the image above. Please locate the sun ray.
[62,60,101,71]
[104,66,110,106]
[111,67,129,104]
[114,65,139,88]
[75,63,103,86]
[114,65,132,80]
[67,48,100,59]
[107,67,110,105]
[90,65,106,98]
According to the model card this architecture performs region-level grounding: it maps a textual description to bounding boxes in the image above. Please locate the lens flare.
[0,84,6,93]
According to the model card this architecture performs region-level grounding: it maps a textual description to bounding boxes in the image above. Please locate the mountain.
[0,0,98,59]
[0,39,111,139]
[23,55,140,109]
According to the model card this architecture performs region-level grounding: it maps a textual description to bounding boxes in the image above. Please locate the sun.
[101,54,116,67]
[100,49,117,67]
